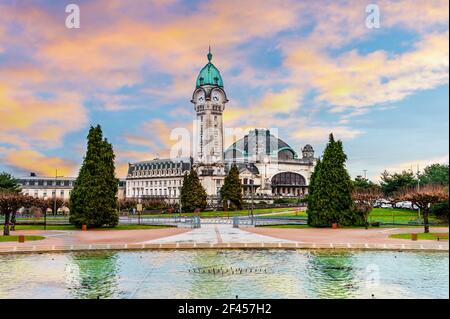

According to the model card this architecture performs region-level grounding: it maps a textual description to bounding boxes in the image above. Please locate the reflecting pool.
[0,250,448,299]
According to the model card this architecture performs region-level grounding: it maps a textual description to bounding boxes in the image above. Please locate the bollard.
[82,224,87,231]
[18,235,25,243]
[411,233,418,241]
[332,223,338,229]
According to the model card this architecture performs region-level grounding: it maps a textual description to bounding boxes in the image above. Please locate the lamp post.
[249,182,254,219]
[53,169,64,217]
[43,196,48,230]
[416,164,421,221]
[263,155,269,190]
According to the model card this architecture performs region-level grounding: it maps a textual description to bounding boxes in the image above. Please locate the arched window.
[271,172,306,186]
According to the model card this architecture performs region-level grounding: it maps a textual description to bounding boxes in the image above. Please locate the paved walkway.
[245,226,449,249]
[0,225,447,253]
[141,224,294,244]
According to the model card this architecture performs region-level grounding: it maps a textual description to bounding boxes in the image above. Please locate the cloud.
[292,126,363,143]
[284,31,449,111]
[0,84,88,149]
[2,149,78,176]
[0,0,448,178]
[225,88,303,125]
[368,154,450,182]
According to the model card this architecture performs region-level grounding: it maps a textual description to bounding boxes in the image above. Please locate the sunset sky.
[0,0,448,181]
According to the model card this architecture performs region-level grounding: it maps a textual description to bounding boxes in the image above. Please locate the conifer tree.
[220,164,243,210]
[307,133,360,226]
[69,125,119,228]
[306,158,321,213]
[180,169,207,213]
[180,172,191,213]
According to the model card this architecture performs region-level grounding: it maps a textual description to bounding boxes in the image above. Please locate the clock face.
[211,90,221,102]
[197,91,205,103]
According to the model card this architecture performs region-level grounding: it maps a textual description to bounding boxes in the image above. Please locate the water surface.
[0,250,447,299]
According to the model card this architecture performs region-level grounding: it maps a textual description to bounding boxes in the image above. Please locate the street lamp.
[263,155,269,190]
[43,196,48,230]
[53,169,64,217]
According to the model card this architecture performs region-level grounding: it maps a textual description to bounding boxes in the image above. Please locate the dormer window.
[199,77,204,85]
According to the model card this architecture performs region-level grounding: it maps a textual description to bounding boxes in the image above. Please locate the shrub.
[430,201,449,222]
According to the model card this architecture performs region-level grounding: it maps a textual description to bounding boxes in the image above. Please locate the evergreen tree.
[419,163,449,186]
[180,169,207,213]
[69,125,119,228]
[380,170,417,196]
[306,158,321,213]
[307,134,360,226]
[180,172,191,213]
[0,172,21,193]
[220,164,243,210]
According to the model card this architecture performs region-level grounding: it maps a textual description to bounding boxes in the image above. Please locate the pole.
[251,184,254,217]
[54,169,57,216]
[417,164,421,220]
[43,196,47,230]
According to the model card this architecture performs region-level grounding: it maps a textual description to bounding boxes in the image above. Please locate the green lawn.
[15,216,69,220]
[271,208,441,222]
[368,208,438,224]
[267,211,307,217]
[14,224,173,231]
[389,232,448,240]
[0,235,45,242]
[137,207,297,218]
[14,225,78,231]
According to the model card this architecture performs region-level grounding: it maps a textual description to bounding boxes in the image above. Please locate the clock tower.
[191,48,228,195]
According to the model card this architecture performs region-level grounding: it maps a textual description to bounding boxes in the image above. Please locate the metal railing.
[120,216,199,228]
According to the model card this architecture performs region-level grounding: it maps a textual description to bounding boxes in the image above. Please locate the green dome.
[196,48,224,88]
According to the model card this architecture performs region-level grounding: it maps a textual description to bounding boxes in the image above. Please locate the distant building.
[126,157,192,202]
[18,173,126,200]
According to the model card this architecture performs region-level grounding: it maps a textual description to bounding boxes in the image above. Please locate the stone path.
[0,225,447,254]
[141,224,295,244]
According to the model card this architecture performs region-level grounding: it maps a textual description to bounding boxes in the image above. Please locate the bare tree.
[0,191,35,235]
[396,184,448,233]
[352,187,383,228]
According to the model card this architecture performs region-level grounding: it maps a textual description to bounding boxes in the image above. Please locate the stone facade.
[18,173,126,200]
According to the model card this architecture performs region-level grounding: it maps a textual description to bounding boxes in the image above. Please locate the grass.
[137,207,297,218]
[267,211,307,217]
[13,224,173,231]
[270,208,441,222]
[0,235,45,242]
[15,216,69,220]
[389,232,448,241]
[14,224,78,231]
[368,208,438,223]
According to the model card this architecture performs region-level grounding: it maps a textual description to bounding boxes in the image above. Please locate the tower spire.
[207,45,212,62]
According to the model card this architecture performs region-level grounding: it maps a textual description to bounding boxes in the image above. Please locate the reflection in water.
[305,251,357,298]
[0,249,448,299]
[66,252,120,299]
[186,250,308,298]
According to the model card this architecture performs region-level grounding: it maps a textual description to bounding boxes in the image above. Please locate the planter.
[81,224,87,231]
[332,223,338,229]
